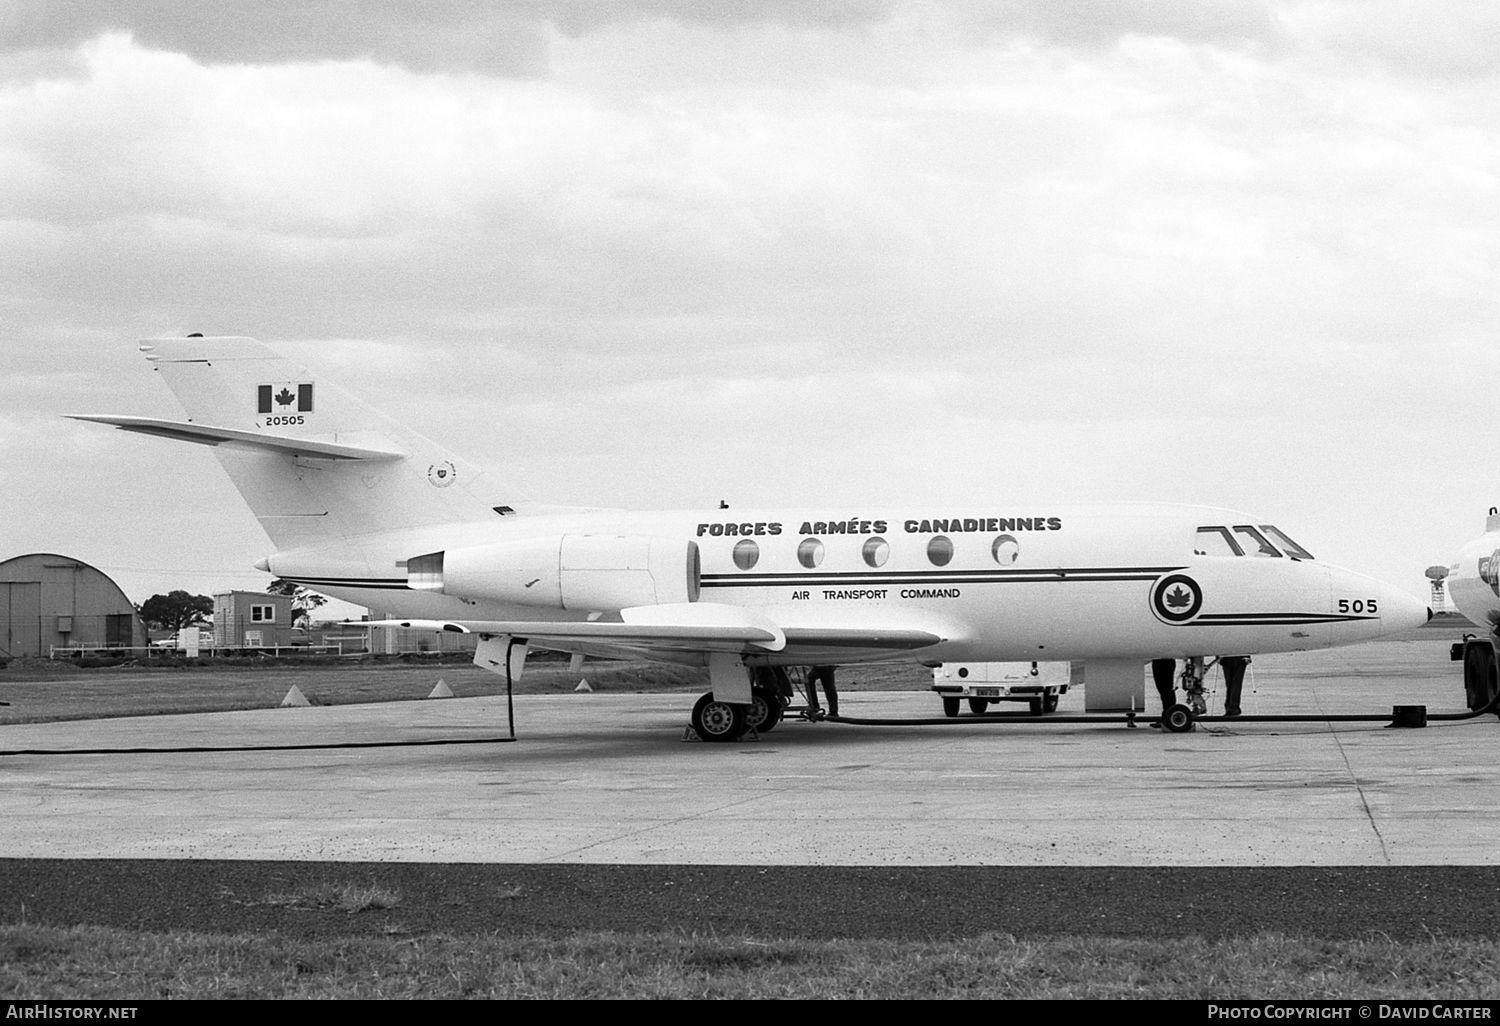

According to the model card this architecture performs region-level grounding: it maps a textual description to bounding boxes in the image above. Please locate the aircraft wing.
[351,603,945,656]
[355,602,788,654]
[66,415,405,462]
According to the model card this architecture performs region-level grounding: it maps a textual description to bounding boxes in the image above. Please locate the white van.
[931,661,1073,716]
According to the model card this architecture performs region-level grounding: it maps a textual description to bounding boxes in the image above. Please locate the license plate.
[974,688,1001,698]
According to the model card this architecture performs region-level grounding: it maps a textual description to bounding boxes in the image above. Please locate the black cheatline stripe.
[702,566,1184,583]
[1189,614,1378,625]
[281,577,409,590]
[701,574,1166,588]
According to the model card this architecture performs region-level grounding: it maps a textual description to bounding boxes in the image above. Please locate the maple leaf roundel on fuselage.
[1151,573,1203,624]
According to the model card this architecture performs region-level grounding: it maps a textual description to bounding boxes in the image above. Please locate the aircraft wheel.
[692,692,748,742]
[1463,645,1492,711]
[747,686,782,734]
[968,698,990,715]
[1162,703,1195,733]
[1488,650,1500,715]
[942,696,960,718]
[1042,694,1059,714]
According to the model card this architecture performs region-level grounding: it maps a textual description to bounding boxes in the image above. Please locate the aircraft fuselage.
[266,501,1427,665]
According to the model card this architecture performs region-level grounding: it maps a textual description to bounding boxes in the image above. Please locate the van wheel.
[942,696,960,718]
[968,698,990,715]
[1042,694,1059,713]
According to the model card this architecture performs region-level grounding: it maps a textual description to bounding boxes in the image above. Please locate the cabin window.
[1260,525,1314,560]
[992,534,1019,566]
[927,535,954,567]
[797,538,825,569]
[1232,525,1282,558]
[732,539,759,571]
[862,536,890,568]
[1195,526,1243,557]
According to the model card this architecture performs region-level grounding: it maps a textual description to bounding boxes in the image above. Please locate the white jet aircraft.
[74,337,1429,739]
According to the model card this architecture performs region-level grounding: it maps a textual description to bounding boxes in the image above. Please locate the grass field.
[6,923,1500,999]
[0,653,933,725]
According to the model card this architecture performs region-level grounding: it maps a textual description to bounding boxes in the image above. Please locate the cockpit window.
[1232,525,1282,558]
[1195,526,1243,557]
[1260,525,1314,561]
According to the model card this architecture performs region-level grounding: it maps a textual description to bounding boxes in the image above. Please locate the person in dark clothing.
[806,665,839,718]
[1220,656,1250,716]
[1151,658,1177,711]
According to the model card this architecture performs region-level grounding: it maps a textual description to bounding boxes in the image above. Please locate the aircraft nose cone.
[1379,584,1431,634]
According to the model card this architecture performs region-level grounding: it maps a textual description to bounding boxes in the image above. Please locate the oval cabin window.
[927,535,954,567]
[798,538,825,569]
[732,539,759,571]
[862,536,889,568]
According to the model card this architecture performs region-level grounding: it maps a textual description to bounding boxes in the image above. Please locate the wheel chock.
[1391,705,1427,728]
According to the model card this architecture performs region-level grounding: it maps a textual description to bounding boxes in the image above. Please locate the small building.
[0,553,146,657]
[214,591,296,648]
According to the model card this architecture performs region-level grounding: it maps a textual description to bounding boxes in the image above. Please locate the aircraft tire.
[1162,703,1195,733]
[1463,645,1493,712]
[942,696,960,718]
[968,698,990,715]
[747,686,782,734]
[692,692,748,742]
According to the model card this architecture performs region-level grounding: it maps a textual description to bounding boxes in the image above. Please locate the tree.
[138,591,215,632]
[267,579,328,628]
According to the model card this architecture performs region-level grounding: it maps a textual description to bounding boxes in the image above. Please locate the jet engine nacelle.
[408,534,701,611]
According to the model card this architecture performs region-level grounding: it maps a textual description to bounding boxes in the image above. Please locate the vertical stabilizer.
[140,337,500,550]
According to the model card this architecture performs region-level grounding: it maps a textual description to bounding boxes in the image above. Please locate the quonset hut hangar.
[0,553,145,658]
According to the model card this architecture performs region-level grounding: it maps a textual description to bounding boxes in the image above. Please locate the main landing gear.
[690,693,749,742]
[689,667,795,742]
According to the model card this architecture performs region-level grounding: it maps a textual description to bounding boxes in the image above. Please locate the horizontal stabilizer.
[68,416,405,462]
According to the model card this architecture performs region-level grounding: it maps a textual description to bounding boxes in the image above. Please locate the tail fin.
[110,337,504,551]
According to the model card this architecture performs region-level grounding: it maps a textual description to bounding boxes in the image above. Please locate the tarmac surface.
[0,628,1492,867]
[5,627,1500,940]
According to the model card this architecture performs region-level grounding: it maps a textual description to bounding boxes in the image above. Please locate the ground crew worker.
[806,665,839,719]
[1151,658,1177,711]
[1220,656,1249,717]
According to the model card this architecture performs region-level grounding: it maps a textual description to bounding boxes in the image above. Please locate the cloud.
[954,0,1282,50]
[0,0,551,75]
[0,0,902,76]
[1285,1,1500,79]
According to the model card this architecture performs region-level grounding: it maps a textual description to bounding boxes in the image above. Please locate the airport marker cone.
[280,685,310,708]
[574,678,592,692]
[428,678,454,699]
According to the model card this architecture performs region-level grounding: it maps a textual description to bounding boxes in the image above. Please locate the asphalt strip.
[0,861,1494,941]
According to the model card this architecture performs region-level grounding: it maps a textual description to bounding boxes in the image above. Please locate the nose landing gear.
[1178,656,1222,715]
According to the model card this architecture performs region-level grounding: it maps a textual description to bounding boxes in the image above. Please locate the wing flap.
[68,415,405,462]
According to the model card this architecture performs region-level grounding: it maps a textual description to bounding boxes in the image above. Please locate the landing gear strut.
[1178,656,1213,715]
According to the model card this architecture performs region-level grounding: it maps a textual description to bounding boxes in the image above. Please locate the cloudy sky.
[2,0,1496,610]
